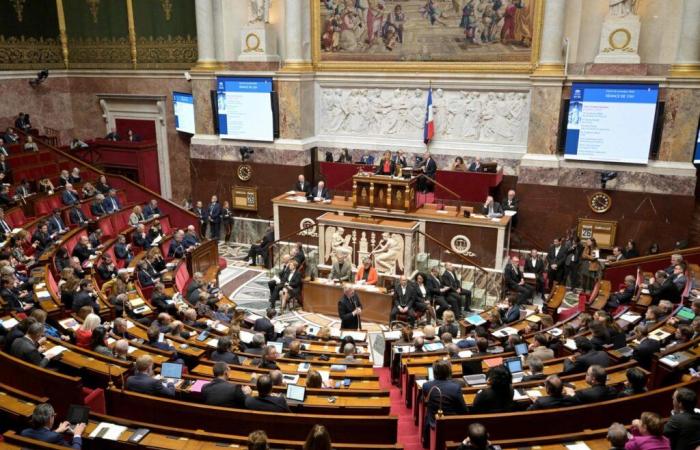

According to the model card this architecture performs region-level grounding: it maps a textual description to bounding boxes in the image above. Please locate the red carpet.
[376,367,423,450]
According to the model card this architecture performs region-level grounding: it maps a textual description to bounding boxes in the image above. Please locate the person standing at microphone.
[338,285,362,330]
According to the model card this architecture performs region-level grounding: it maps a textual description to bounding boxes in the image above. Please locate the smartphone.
[343,378,351,387]
[158,332,165,343]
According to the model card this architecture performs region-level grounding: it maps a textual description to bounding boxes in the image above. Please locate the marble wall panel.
[658,87,700,163]
[526,85,563,155]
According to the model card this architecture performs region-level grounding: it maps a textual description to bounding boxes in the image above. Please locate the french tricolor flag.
[423,87,434,145]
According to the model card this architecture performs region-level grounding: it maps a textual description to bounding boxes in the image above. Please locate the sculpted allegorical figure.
[248,0,271,24]
[608,0,638,17]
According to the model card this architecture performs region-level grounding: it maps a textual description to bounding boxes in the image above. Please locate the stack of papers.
[465,315,486,326]
[649,330,671,341]
[43,345,68,359]
[384,331,401,340]
[565,443,591,450]
[206,338,219,348]
[89,422,128,441]
[619,312,642,323]
[0,317,19,330]
[189,379,210,393]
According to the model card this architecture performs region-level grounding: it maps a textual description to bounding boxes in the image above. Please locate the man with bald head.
[391,275,417,325]
[294,174,311,195]
[338,285,362,329]
[125,355,176,397]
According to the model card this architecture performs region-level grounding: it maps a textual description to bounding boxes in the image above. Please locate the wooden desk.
[303,280,392,325]
[352,173,417,212]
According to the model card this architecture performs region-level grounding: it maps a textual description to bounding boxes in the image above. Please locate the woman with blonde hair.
[75,313,101,349]
[129,205,145,227]
[438,310,459,338]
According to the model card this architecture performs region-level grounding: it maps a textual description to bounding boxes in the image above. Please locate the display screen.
[564,83,659,164]
[173,92,195,134]
[216,77,274,142]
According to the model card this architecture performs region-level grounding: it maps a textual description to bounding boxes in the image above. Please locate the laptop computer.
[461,359,483,376]
[269,341,284,354]
[66,405,90,425]
[514,342,529,357]
[161,362,183,382]
[505,357,524,383]
[676,307,696,322]
[285,384,306,406]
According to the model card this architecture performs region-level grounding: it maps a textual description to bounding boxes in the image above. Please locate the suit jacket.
[375,159,396,175]
[254,318,276,342]
[632,337,661,369]
[530,345,555,361]
[504,263,524,290]
[1,286,28,312]
[103,195,121,213]
[168,240,186,258]
[126,372,176,397]
[503,197,519,212]
[210,350,240,365]
[468,162,481,172]
[524,257,544,276]
[90,202,107,217]
[426,274,444,300]
[47,216,67,234]
[143,204,162,219]
[663,411,700,450]
[393,283,416,309]
[527,394,577,410]
[573,384,617,404]
[423,157,437,178]
[137,269,156,287]
[311,186,331,200]
[244,395,290,412]
[61,190,79,206]
[503,305,520,323]
[97,262,116,281]
[207,202,222,223]
[183,233,199,248]
[10,336,49,367]
[20,427,82,449]
[472,387,517,414]
[440,270,461,293]
[422,379,468,424]
[285,270,302,295]
[481,201,504,216]
[69,207,88,225]
[72,243,93,263]
[330,260,352,282]
[132,231,149,249]
[202,378,247,408]
[115,242,131,260]
[562,350,611,374]
[649,278,680,304]
[150,292,172,313]
[293,180,311,195]
[338,293,362,329]
[71,291,98,312]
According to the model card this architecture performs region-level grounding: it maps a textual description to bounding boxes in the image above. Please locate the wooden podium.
[352,174,417,212]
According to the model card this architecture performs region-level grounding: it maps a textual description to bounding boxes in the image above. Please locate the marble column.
[534,0,566,75]
[670,0,700,77]
[194,0,217,69]
[211,0,226,63]
[283,0,312,71]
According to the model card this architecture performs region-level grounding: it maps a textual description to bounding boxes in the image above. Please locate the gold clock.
[589,192,612,213]
[237,164,252,181]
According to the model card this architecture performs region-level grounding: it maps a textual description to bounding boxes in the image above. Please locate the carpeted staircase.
[377,367,423,450]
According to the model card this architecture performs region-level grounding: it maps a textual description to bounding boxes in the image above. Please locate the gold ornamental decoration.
[11,0,26,22]
[161,0,173,21]
[244,33,262,53]
[86,0,100,23]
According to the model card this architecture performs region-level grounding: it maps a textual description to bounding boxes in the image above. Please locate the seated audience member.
[0,184,15,208]
[202,361,250,408]
[422,360,468,442]
[522,356,546,381]
[183,225,200,248]
[303,425,333,450]
[562,336,610,374]
[70,138,89,150]
[81,182,97,198]
[168,230,187,258]
[248,430,270,450]
[96,253,117,281]
[129,205,146,226]
[72,235,97,264]
[664,387,700,450]
[103,189,122,213]
[246,333,266,356]
[625,412,671,450]
[355,257,378,285]
[284,340,306,360]
[69,204,89,226]
[472,366,517,413]
[95,175,111,194]
[258,345,280,370]
[607,423,629,450]
[21,403,85,449]
[293,174,311,195]
[481,195,503,217]
[390,275,418,325]
[468,157,482,172]
[254,308,277,342]
[342,342,356,363]
[143,199,161,218]
[23,135,39,152]
[329,252,352,282]
[456,423,498,450]
[647,270,680,304]
[306,370,324,389]
[504,256,534,305]
[631,325,661,370]
[501,294,521,324]
[72,280,99,312]
[450,156,468,171]
[90,194,107,217]
[113,339,130,361]
[245,374,290,412]
[126,355,176,397]
[528,375,576,410]
[15,112,30,132]
[528,333,555,361]
[74,313,101,348]
[127,129,141,142]
[10,322,53,367]
[105,128,120,141]
[3,127,19,144]
[438,310,459,338]
[90,326,113,357]
[573,365,617,404]
[1,276,34,312]
[619,367,649,397]
[68,167,81,184]
[114,235,132,264]
[311,180,331,200]
[61,183,80,206]
[607,275,636,310]
[210,337,240,365]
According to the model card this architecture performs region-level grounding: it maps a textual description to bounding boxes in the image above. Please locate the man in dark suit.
[441,262,471,317]
[244,374,290,412]
[31,222,54,254]
[503,189,519,226]
[647,270,680,304]
[311,181,331,200]
[254,308,277,342]
[102,189,121,213]
[427,266,452,319]
[247,226,274,267]
[664,387,700,450]
[69,205,89,226]
[390,276,417,325]
[96,253,117,281]
[338,285,362,329]
[61,183,80,206]
[10,323,51,367]
[0,155,11,184]
[192,200,208,239]
[47,210,68,236]
[131,224,150,249]
[0,208,13,241]
[210,337,240,365]
[202,362,250,408]
[293,174,311,195]
[21,403,85,449]
[547,238,568,285]
[105,128,121,141]
[631,325,661,370]
[71,280,99,312]
[422,360,468,446]
[468,157,481,172]
[523,249,545,296]
[91,195,107,217]
[183,225,200,248]
[505,256,534,305]
[168,231,187,258]
[72,236,96,264]
[246,334,266,356]
[143,199,161,219]
[527,375,577,410]
[393,150,408,168]
[418,151,437,193]
[481,195,503,216]
[573,365,617,404]
[562,337,611,374]
[606,275,636,310]
[126,355,176,397]
[0,185,15,208]
[207,195,222,240]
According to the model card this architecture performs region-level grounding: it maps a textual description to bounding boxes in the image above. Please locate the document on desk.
[90,422,128,441]
[504,210,517,216]
[189,379,210,393]
[384,330,401,340]
[619,312,641,323]
[43,345,67,359]
[0,317,19,329]
[565,442,591,450]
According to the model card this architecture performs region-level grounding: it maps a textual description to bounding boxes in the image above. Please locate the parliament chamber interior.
[1,0,700,449]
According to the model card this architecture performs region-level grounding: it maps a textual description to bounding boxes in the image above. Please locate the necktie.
[0,220,9,232]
